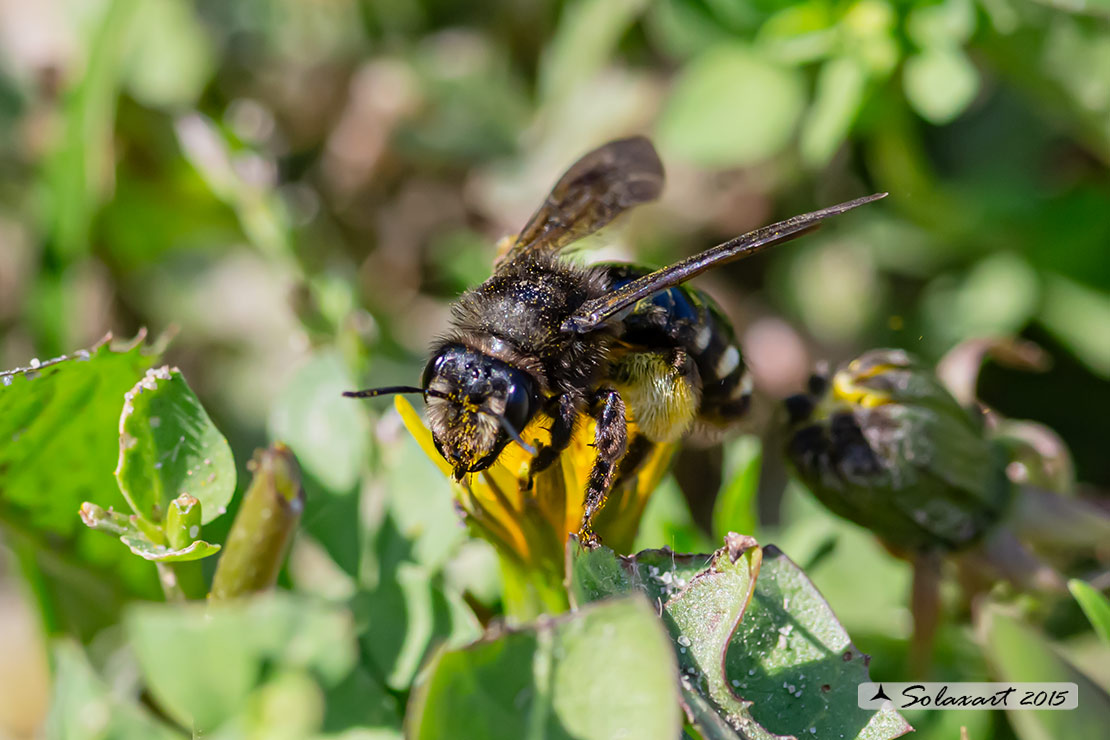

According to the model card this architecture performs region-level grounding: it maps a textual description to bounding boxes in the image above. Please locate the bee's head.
[421,344,539,480]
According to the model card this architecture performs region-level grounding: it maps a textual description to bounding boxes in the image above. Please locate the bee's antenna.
[343,386,453,401]
[495,414,537,456]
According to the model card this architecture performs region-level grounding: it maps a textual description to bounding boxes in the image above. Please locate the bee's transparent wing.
[498,136,664,266]
[562,193,888,334]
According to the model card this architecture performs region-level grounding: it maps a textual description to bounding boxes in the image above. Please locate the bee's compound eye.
[502,370,535,437]
[421,352,448,389]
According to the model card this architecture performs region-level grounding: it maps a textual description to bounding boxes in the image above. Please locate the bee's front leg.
[578,387,628,547]
[525,393,578,489]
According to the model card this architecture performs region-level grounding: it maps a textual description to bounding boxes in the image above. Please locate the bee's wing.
[498,136,664,265]
[562,193,888,334]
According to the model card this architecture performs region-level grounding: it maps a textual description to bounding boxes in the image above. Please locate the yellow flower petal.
[394,395,672,569]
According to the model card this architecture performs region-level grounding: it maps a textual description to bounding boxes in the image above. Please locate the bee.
[346,137,885,544]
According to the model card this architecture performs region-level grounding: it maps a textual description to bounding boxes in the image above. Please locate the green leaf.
[758,2,838,65]
[725,546,912,739]
[981,606,1110,740]
[321,666,402,733]
[1069,580,1110,645]
[119,535,220,562]
[921,252,1040,349]
[569,538,912,739]
[1,340,148,535]
[352,562,480,691]
[41,0,140,260]
[654,536,774,738]
[270,352,368,575]
[115,366,236,525]
[657,44,806,168]
[0,338,161,634]
[712,435,762,543]
[379,418,465,572]
[408,596,682,740]
[1040,273,1110,378]
[800,56,868,168]
[903,47,979,124]
[569,536,772,736]
[269,351,368,496]
[906,0,976,49]
[45,640,185,740]
[126,593,357,731]
[79,499,220,565]
[211,669,326,740]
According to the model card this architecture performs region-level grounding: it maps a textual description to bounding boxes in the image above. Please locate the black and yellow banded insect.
[346,136,885,544]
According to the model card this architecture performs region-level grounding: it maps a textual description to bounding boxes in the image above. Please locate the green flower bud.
[784,349,1012,552]
[166,493,203,550]
[210,443,304,600]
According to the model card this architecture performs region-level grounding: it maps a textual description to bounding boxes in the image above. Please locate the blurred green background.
[1,0,1109,737]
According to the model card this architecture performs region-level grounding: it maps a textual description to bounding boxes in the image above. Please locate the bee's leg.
[611,433,655,489]
[578,387,628,547]
[526,393,578,488]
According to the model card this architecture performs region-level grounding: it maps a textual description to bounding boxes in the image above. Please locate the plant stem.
[209,443,304,600]
[499,555,569,623]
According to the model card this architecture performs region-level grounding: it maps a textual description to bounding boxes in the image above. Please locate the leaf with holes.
[568,537,912,740]
[115,366,235,525]
[725,546,912,739]
[0,336,162,635]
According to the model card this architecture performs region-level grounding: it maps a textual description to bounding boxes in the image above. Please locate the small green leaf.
[981,606,1110,740]
[1041,273,1110,378]
[906,0,976,49]
[1069,580,1110,645]
[80,501,220,562]
[126,593,357,731]
[79,501,143,538]
[658,44,806,168]
[115,366,235,525]
[165,493,203,550]
[712,435,763,543]
[45,640,185,740]
[758,2,838,65]
[903,47,979,124]
[800,56,868,168]
[269,351,368,495]
[119,535,220,562]
[409,596,682,740]
[41,0,140,260]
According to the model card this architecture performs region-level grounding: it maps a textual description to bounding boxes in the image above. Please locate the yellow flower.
[395,396,675,608]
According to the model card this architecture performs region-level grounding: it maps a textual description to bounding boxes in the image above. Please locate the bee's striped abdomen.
[603,264,752,433]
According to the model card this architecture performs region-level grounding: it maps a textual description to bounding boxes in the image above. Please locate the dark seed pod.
[785,349,1013,552]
